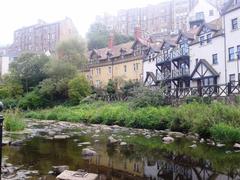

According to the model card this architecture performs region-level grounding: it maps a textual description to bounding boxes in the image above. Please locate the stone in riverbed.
[168,131,185,138]
[52,165,69,175]
[78,142,91,145]
[233,143,240,149]
[82,148,97,156]
[57,170,98,180]
[189,144,197,148]
[162,136,174,144]
[216,143,225,147]
[108,136,119,145]
[120,142,127,146]
[54,135,70,139]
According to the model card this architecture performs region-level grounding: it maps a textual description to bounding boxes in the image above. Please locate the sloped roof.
[144,72,158,85]
[89,41,134,60]
[221,0,240,14]
[191,59,219,78]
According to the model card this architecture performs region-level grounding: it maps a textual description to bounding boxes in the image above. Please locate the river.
[2,120,240,180]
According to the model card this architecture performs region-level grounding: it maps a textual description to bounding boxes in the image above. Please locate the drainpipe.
[223,14,227,83]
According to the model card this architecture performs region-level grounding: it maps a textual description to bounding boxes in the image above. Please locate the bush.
[130,86,166,108]
[210,123,240,143]
[18,90,48,110]
[4,111,25,131]
[68,75,91,105]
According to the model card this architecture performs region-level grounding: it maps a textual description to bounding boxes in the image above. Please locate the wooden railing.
[162,81,240,99]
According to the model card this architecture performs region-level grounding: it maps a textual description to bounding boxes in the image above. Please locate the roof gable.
[191,59,219,78]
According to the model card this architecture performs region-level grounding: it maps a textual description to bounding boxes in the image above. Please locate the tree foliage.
[10,53,50,92]
[56,37,87,67]
[68,75,91,105]
[87,23,134,50]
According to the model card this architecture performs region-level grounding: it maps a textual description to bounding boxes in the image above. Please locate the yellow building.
[87,38,149,88]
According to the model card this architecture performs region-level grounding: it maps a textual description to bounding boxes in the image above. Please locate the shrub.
[68,75,91,105]
[130,86,165,108]
[210,123,240,143]
[4,111,25,131]
[18,90,48,110]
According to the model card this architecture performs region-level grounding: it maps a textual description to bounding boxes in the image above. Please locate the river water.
[2,120,240,180]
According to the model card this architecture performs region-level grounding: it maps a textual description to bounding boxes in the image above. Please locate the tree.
[106,79,117,95]
[10,53,50,92]
[56,37,87,68]
[68,75,91,105]
[44,60,77,81]
[87,23,134,50]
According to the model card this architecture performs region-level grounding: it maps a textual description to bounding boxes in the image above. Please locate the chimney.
[108,33,114,49]
[134,26,142,39]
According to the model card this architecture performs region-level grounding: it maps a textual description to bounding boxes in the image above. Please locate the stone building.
[9,17,78,58]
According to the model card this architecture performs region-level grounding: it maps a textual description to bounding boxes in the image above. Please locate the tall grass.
[25,101,240,143]
[4,110,26,131]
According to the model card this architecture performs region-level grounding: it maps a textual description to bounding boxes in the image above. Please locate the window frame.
[199,36,205,45]
[212,53,218,64]
[229,47,235,61]
[232,18,238,30]
[237,45,240,60]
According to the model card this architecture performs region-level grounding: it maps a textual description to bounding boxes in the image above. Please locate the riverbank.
[25,101,240,143]
[2,119,240,179]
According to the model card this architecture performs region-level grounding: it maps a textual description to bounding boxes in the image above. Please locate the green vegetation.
[0,38,91,109]
[86,22,134,50]
[25,101,240,143]
[4,110,25,131]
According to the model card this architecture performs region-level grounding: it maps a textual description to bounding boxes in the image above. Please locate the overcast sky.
[0,0,168,46]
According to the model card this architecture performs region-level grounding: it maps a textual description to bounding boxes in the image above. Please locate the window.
[232,18,238,30]
[133,64,136,71]
[237,45,240,59]
[207,34,212,43]
[230,74,236,82]
[199,36,205,45]
[209,10,214,16]
[124,65,127,72]
[108,67,112,74]
[229,47,235,61]
[195,58,199,66]
[96,68,101,75]
[212,54,218,64]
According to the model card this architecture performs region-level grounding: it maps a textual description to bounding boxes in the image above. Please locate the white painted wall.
[143,52,158,83]
[0,56,10,76]
[190,34,226,85]
[188,0,220,28]
[224,7,240,82]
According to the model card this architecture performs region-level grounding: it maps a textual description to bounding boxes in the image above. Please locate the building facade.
[9,17,78,58]
[0,56,10,76]
[143,0,240,93]
[188,0,221,29]
[95,0,226,37]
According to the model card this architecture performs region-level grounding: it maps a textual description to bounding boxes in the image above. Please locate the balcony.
[156,54,170,65]
[156,71,171,81]
[156,47,189,65]
[170,47,189,60]
[172,68,190,79]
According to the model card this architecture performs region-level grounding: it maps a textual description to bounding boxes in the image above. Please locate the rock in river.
[82,148,97,156]
[162,136,174,144]
[52,165,69,175]
[108,136,119,145]
[54,135,70,140]
[233,143,240,149]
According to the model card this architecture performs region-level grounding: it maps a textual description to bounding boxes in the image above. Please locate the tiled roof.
[89,41,134,60]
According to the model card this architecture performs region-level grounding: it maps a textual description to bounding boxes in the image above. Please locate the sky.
[0,0,169,46]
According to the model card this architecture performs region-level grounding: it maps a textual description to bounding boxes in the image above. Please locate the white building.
[189,18,226,87]
[188,0,221,29]
[0,56,10,76]
[223,0,240,83]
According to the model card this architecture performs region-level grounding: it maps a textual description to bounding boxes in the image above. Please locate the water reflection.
[3,135,240,180]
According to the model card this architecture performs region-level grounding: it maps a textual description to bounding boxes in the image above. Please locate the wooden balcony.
[171,68,190,79]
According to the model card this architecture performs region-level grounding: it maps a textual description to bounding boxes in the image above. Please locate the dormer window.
[206,34,212,43]
[199,36,205,45]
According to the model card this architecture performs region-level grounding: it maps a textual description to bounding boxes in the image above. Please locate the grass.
[4,110,26,131]
[25,101,240,143]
